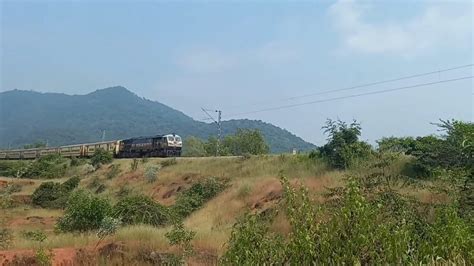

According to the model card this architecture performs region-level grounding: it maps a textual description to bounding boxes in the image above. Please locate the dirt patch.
[8,216,57,228]
[0,248,75,266]
[249,179,283,213]
[0,180,8,188]
[10,195,32,205]
[151,176,198,205]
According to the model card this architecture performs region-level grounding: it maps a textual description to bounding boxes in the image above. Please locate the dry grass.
[2,154,438,258]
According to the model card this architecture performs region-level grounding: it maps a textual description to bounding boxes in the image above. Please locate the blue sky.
[1,0,472,145]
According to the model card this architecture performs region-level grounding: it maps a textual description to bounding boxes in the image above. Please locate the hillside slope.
[0,87,315,153]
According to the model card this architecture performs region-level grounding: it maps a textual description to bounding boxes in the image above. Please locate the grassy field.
[0,154,454,264]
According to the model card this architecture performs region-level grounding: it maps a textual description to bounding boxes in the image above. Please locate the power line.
[201,108,222,156]
[224,63,473,110]
[223,76,473,119]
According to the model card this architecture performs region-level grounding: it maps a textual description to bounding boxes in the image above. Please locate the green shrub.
[96,216,122,248]
[220,213,286,265]
[145,165,160,183]
[24,154,68,179]
[0,228,13,249]
[0,161,30,177]
[222,175,473,264]
[171,177,227,219]
[22,230,47,243]
[31,177,81,208]
[0,194,13,209]
[31,182,64,208]
[90,148,113,167]
[113,195,169,227]
[165,221,196,263]
[56,190,112,232]
[70,156,87,167]
[61,176,80,192]
[317,119,373,169]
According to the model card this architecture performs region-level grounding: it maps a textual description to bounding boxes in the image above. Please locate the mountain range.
[0,86,315,153]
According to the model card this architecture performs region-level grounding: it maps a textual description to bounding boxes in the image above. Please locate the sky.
[1,0,473,145]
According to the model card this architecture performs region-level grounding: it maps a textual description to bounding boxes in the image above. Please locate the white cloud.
[176,40,301,73]
[329,0,472,55]
[176,50,237,73]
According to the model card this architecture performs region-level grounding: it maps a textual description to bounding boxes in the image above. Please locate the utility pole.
[201,108,222,156]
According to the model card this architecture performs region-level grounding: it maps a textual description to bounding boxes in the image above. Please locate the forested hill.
[0,87,315,153]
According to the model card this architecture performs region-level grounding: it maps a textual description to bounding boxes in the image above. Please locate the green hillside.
[0,87,315,153]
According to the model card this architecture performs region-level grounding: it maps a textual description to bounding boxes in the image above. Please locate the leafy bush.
[113,194,170,227]
[171,177,227,219]
[31,177,81,208]
[165,221,196,263]
[145,165,160,183]
[22,230,47,243]
[56,190,112,232]
[0,228,13,249]
[24,154,68,179]
[182,136,207,157]
[90,148,113,167]
[220,213,286,265]
[222,175,474,264]
[0,161,30,177]
[61,176,80,192]
[31,182,64,208]
[317,119,373,169]
[96,216,122,248]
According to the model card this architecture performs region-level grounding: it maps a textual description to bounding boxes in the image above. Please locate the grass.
[0,154,443,261]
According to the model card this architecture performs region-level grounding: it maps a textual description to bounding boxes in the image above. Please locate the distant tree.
[377,137,416,153]
[90,148,113,167]
[229,129,270,155]
[204,130,269,156]
[318,119,372,169]
[23,141,47,149]
[204,136,231,156]
[182,136,207,157]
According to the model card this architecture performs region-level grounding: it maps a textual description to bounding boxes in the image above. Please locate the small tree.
[56,190,112,232]
[165,221,196,264]
[182,136,207,157]
[90,148,113,167]
[318,119,372,169]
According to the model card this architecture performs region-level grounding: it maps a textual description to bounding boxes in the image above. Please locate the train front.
[165,134,182,156]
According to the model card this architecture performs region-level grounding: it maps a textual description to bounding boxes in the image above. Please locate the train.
[0,134,182,160]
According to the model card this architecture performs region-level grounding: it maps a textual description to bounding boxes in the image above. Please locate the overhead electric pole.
[201,108,222,156]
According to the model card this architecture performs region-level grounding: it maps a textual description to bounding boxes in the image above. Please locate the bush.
[31,177,81,208]
[165,221,196,263]
[90,148,113,167]
[171,177,227,219]
[222,175,474,264]
[318,119,373,169]
[145,165,160,183]
[0,228,13,249]
[31,182,64,208]
[113,195,170,227]
[56,190,112,232]
[24,154,68,179]
[61,176,80,192]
